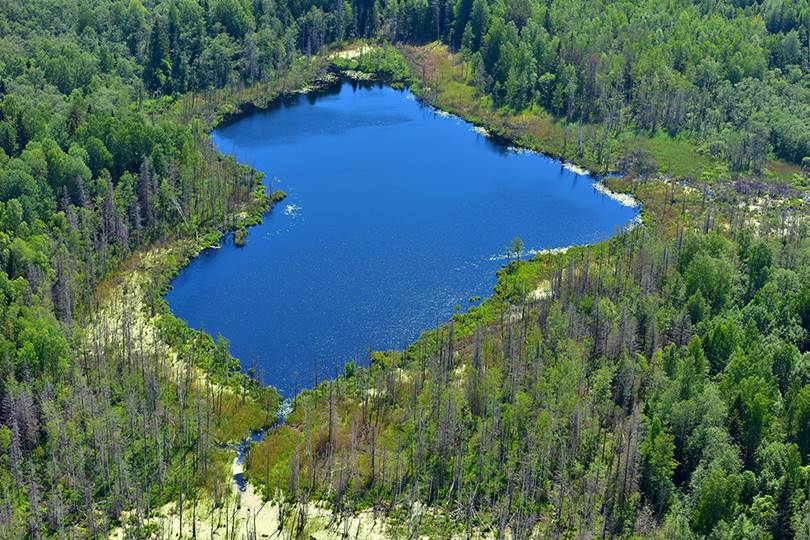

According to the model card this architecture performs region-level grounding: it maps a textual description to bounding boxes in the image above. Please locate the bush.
[234,227,248,246]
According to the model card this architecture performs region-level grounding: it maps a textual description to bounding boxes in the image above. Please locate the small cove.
[166,81,639,396]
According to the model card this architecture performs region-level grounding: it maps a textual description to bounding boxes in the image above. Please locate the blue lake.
[165,81,639,396]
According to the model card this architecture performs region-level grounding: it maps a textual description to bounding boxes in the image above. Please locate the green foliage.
[705,317,742,374]
[641,416,678,515]
[0,0,330,535]
[791,385,810,459]
[332,45,411,82]
[686,290,709,325]
[0,0,808,537]
[234,226,248,246]
[692,468,742,535]
[251,178,810,537]
[247,425,304,497]
[509,235,523,259]
[210,0,255,39]
[685,252,735,314]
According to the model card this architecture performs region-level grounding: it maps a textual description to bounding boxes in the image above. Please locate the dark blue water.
[166,82,638,396]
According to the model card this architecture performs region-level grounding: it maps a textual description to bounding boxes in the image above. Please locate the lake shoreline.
[211,66,344,131]
[158,43,646,396]
[107,43,652,539]
[170,75,640,396]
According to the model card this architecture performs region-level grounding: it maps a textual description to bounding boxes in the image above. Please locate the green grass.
[246,425,303,497]
[214,391,276,442]
[641,131,713,180]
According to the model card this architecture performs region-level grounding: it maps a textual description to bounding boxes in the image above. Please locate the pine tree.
[145,19,171,93]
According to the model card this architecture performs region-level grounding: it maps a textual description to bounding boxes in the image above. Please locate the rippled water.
[165,81,639,396]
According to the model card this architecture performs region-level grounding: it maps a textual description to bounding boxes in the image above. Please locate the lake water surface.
[166,82,639,396]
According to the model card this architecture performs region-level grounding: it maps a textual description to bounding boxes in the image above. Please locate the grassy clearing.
[215,392,272,442]
[764,158,808,187]
[641,131,713,179]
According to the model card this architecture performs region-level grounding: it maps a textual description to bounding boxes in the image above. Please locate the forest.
[0,0,808,538]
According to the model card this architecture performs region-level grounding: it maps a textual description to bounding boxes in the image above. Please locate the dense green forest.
[441,0,810,173]
[0,0,322,536]
[0,0,808,538]
[3,0,808,175]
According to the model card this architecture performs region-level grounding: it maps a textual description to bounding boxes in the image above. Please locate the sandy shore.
[592,180,641,207]
[562,161,592,176]
[110,444,397,539]
[473,125,490,137]
[331,44,376,60]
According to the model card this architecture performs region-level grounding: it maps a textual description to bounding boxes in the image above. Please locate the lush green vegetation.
[332,44,412,82]
[251,178,810,538]
[0,0,807,538]
[398,40,808,184]
[294,0,810,184]
[0,0,334,536]
[420,0,810,180]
